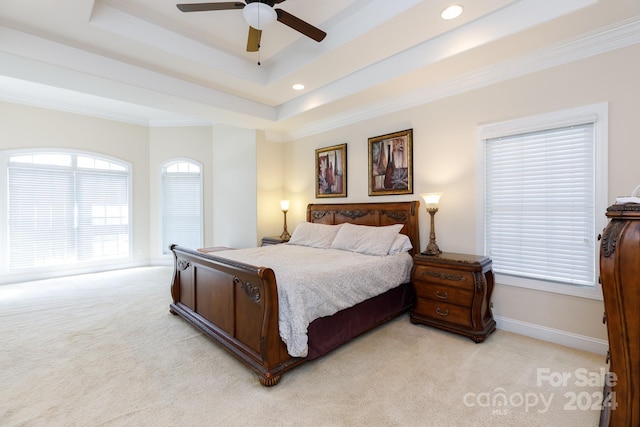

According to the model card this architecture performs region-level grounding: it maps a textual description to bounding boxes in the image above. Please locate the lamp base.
[280,209,290,242]
[423,207,441,256]
[421,241,441,256]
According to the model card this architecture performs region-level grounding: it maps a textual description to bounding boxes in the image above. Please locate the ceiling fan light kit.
[177,0,327,52]
[243,2,277,30]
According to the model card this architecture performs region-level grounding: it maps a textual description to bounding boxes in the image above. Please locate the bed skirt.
[306,282,415,360]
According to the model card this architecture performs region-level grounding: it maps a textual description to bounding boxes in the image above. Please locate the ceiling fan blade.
[275,9,326,42]
[246,26,262,52]
[176,2,245,12]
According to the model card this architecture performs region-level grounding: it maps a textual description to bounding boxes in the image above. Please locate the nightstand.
[261,236,287,246]
[410,252,496,342]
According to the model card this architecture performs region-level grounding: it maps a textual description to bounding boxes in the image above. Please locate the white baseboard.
[495,315,609,356]
[0,260,150,286]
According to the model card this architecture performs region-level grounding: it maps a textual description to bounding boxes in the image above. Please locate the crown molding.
[282,15,640,142]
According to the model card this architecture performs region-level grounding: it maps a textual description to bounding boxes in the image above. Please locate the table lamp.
[421,193,443,255]
[280,200,291,242]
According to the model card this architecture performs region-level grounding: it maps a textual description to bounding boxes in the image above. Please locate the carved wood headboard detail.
[306,201,421,256]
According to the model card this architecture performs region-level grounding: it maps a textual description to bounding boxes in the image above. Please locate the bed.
[169,201,420,386]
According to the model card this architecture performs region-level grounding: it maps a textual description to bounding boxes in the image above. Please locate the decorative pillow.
[287,222,342,249]
[388,233,413,255]
[331,223,403,256]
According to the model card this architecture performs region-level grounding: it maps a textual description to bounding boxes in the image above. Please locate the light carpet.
[0,267,606,426]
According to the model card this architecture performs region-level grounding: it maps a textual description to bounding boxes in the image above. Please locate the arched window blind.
[7,152,130,270]
[161,160,203,254]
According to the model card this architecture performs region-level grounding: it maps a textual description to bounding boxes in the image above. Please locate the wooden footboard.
[169,245,305,386]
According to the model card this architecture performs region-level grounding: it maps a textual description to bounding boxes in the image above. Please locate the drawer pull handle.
[435,290,448,299]
[436,307,449,317]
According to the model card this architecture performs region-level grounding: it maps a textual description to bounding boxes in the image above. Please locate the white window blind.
[7,152,130,270]
[75,170,129,260]
[8,166,76,269]
[162,160,202,254]
[484,123,596,287]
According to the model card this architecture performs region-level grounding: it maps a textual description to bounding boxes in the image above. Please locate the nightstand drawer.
[415,299,472,328]
[413,265,474,290]
[413,283,473,307]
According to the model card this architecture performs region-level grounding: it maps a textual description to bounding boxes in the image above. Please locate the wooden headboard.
[306,201,421,256]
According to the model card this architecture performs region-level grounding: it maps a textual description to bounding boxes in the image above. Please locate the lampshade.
[243,2,277,30]
[420,192,443,209]
[280,200,290,211]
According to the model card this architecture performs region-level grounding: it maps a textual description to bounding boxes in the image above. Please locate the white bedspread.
[214,244,413,357]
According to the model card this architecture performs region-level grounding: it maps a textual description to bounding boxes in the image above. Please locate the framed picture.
[316,143,347,198]
[368,129,413,196]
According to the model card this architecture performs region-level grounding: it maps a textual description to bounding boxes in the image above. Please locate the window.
[161,159,203,254]
[3,151,130,272]
[477,104,608,299]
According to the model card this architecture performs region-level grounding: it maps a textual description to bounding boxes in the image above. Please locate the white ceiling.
[0,0,639,140]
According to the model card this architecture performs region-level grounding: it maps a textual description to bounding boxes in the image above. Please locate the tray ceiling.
[0,0,639,139]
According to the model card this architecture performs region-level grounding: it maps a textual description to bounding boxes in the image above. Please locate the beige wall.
[211,124,258,248]
[280,43,640,348]
[256,133,286,243]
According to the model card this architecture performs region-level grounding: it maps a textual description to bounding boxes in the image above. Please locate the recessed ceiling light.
[441,5,463,20]
[292,84,305,91]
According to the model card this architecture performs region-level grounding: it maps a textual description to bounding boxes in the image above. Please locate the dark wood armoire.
[599,202,640,426]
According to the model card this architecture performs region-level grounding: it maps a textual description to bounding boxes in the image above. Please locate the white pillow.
[288,222,342,249]
[331,223,403,256]
[388,233,413,255]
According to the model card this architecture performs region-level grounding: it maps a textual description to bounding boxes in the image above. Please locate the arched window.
[3,150,131,271]
[161,159,203,254]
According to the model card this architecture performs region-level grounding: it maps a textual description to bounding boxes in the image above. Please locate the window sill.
[495,273,603,301]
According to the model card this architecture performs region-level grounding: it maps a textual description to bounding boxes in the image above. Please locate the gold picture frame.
[368,129,413,196]
[316,143,347,198]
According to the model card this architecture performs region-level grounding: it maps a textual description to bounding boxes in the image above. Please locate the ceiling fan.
[176,1,327,52]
